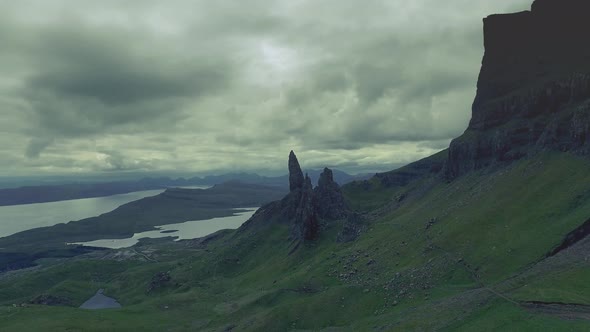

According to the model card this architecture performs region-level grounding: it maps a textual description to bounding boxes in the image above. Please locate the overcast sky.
[0,0,532,176]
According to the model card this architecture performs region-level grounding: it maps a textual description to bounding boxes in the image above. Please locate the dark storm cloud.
[5,17,236,156]
[0,0,532,175]
[27,24,231,105]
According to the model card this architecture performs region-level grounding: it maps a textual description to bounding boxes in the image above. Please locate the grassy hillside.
[1,152,590,331]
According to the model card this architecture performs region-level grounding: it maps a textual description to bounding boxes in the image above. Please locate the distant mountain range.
[191,169,372,188]
[0,169,372,206]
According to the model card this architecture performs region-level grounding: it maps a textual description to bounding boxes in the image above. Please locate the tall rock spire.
[240,151,349,246]
[288,150,304,192]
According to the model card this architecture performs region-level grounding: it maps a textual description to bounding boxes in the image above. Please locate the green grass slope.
[1,152,590,331]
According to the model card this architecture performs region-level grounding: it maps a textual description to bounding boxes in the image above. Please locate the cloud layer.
[0,0,531,176]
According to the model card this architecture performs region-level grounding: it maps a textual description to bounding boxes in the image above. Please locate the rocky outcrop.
[446,0,590,178]
[293,175,319,241]
[240,151,349,243]
[315,168,348,220]
[337,213,365,243]
[547,217,590,257]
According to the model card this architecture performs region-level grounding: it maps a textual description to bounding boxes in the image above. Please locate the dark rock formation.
[240,151,349,243]
[289,150,305,191]
[446,0,590,179]
[293,175,319,241]
[315,168,348,220]
[547,217,590,257]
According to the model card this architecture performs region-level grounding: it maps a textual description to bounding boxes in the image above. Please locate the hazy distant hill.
[0,169,371,206]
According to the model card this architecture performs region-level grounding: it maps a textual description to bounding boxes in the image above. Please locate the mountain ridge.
[0,169,370,206]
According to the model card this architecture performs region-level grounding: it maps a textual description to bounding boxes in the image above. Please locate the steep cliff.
[446,0,590,178]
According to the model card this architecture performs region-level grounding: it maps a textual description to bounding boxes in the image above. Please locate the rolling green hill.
[1,152,590,331]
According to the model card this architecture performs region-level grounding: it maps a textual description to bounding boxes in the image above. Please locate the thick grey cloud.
[26,22,233,104]
[0,0,532,176]
[10,18,235,157]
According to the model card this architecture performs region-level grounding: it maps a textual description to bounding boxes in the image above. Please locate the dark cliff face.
[446,0,590,178]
